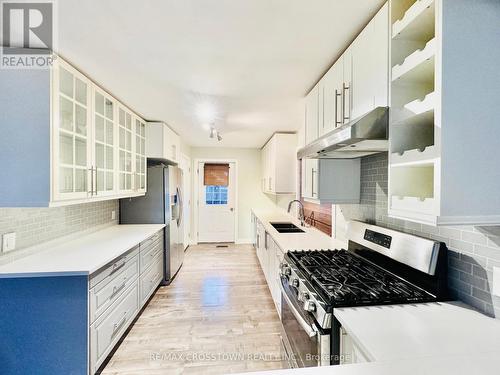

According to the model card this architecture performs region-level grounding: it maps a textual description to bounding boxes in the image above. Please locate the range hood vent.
[297,107,389,159]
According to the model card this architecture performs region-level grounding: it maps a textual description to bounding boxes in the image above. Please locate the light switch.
[493,267,500,297]
[2,232,16,253]
[111,210,116,220]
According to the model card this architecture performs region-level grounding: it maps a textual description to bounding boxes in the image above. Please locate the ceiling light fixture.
[209,127,222,142]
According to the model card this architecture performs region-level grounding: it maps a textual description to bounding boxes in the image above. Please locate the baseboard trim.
[236,238,252,244]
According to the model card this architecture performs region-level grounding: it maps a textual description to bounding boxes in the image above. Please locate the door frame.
[179,153,191,249]
[193,158,238,244]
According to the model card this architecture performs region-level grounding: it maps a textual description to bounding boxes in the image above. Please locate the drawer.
[140,230,163,249]
[89,255,139,323]
[90,281,139,373]
[90,245,139,289]
[140,251,163,306]
[140,237,163,273]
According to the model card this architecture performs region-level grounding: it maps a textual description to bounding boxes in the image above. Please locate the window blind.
[204,164,229,186]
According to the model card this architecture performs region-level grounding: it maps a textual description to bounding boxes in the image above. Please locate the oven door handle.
[280,281,318,338]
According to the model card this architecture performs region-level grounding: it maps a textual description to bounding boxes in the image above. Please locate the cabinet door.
[372,2,389,109]
[134,117,147,193]
[302,159,319,199]
[117,106,134,193]
[342,47,353,124]
[93,88,117,197]
[351,21,375,120]
[322,61,344,134]
[305,85,319,144]
[268,138,276,192]
[52,60,92,201]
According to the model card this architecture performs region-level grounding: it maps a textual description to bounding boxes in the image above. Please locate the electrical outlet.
[111,210,116,220]
[2,232,16,253]
[493,267,500,297]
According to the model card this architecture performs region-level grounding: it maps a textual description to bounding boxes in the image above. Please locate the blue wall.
[0,276,88,375]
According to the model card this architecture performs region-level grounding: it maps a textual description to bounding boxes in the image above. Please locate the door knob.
[230,208,234,212]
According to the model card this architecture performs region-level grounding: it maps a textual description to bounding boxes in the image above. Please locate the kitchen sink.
[270,222,305,233]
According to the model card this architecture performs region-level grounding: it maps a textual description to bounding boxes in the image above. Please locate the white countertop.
[334,302,500,362]
[232,351,500,375]
[252,209,346,252]
[0,224,165,278]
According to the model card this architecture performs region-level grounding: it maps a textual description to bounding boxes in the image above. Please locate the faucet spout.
[287,199,306,227]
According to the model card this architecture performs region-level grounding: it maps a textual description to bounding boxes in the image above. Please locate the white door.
[197,162,236,243]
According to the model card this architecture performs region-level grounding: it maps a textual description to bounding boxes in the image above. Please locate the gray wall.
[0,200,118,262]
[339,153,500,318]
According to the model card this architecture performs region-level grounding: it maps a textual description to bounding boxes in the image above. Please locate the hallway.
[101,244,287,375]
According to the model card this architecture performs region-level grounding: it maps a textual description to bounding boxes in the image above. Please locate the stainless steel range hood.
[297,107,389,159]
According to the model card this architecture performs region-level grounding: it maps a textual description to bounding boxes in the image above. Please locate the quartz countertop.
[333,301,500,362]
[252,209,346,252]
[0,224,165,278]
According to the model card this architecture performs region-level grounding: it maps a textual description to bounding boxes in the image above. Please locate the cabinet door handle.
[94,167,98,195]
[109,279,127,300]
[88,167,94,196]
[111,313,128,338]
[342,82,350,122]
[109,258,126,276]
[335,89,342,126]
[311,168,316,197]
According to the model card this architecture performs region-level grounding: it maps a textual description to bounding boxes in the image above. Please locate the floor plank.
[101,243,288,375]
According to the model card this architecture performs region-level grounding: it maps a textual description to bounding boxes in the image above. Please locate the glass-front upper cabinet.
[134,117,146,193]
[52,60,92,201]
[93,87,117,197]
[118,105,134,193]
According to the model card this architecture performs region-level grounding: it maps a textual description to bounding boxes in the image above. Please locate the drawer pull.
[109,258,126,276]
[109,280,127,300]
[111,313,127,338]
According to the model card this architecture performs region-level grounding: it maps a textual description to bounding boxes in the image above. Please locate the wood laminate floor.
[101,243,287,375]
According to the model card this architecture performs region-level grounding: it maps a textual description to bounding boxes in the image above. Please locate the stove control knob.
[291,278,300,288]
[298,291,310,302]
[304,300,316,312]
[280,265,291,276]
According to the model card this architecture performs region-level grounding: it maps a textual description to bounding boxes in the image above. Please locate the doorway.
[180,153,191,249]
[196,161,237,243]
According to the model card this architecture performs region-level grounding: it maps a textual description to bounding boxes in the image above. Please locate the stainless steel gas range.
[279,221,448,368]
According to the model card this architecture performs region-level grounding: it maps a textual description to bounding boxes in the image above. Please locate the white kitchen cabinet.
[261,133,297,194]
[252,218,282,317]
[340,327,370,365]
[92,87,117,198]
[303,3,388,146]
[0,56,147,207]
[388,0,500,226]
[89,229,164,373]
[146,122,181,164]
[305,84,319,144]
[301,159,361,204]
[351,3,389,120]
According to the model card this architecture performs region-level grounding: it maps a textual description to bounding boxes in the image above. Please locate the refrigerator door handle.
[176,187,183,227]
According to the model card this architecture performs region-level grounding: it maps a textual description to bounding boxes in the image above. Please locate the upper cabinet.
[261,133,297,195]
[146,122,180,165]
[0,57,147,207]
[305,3,389,144]
[388,0,500,226]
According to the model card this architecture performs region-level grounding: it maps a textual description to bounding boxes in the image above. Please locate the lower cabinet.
[340,327,370,364]
[253,217,283,317]
[89,229,164,373]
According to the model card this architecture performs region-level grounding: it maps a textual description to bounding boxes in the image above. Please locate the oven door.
[279,277,331,368]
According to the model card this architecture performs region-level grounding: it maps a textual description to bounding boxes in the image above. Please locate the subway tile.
[438,227,461,240]
[461,231,488,245]
[474,245,500,262]
[448,239,474,254]
[472,287,494,304]
[460,272,487,290]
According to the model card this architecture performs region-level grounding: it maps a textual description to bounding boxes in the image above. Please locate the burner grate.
[289,250,434,307]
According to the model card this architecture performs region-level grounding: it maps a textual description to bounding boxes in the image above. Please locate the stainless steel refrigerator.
[120,164,184,285]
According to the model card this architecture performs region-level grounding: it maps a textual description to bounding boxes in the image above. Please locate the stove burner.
[288,250,434,307]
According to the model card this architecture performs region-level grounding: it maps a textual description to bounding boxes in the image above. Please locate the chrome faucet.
[287,199,307,227]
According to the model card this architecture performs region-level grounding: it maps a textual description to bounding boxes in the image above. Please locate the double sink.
[270,222,305,233]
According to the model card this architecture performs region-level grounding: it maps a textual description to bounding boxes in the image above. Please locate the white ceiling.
[58,0,385,148]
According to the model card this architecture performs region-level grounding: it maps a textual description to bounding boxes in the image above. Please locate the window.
[205,185,228,205]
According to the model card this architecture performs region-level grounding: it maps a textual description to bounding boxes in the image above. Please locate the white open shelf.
[404,91,436,114]
[391,196,436,215]
[393,0,435,41]
[390,145,438,167]
[392,38,436,82]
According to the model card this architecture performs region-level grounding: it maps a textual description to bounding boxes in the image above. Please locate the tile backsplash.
[0,200,118,260]
[338,153,500,318]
